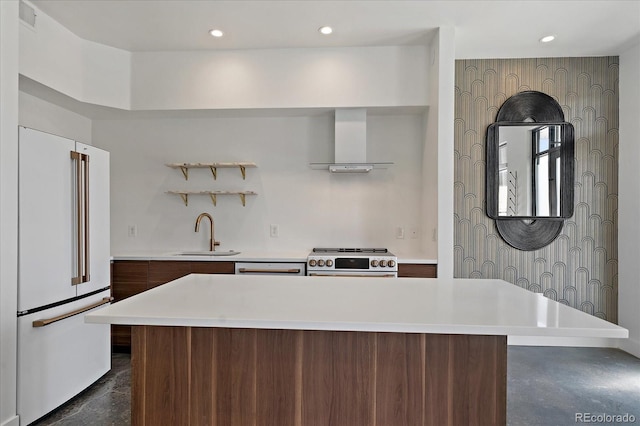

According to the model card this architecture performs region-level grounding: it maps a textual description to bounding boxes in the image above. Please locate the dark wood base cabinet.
[131,326,506,426]
[111,260,234,351]
[398,263,437,278]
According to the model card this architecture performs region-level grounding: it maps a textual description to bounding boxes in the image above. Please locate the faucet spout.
[194,213,220,251]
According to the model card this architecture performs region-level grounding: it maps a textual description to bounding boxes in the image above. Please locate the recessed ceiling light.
[319,26,333,35]
[209,29,224,38]
[540,35,555,43]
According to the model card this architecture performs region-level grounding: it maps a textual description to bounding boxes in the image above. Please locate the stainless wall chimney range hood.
[310,108,393,173]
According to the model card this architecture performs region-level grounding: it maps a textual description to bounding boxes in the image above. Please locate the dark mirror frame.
[486,121,575,220]
[485,91,575,251]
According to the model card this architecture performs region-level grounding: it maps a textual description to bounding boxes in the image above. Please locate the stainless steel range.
[307,248,398,277]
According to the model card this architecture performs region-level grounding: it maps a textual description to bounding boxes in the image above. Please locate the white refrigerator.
[17,127,111,425]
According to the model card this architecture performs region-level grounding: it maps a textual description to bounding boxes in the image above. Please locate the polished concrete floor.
[31,346,640,426]
[31,353,131,426]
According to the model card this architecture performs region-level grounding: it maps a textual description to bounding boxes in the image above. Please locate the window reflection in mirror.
[494,123,570,218]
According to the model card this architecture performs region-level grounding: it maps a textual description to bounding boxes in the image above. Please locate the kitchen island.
[86,274,627,426]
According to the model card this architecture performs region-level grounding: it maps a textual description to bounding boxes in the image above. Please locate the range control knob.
[379,260,387,267]
[318,259,325,267]
[326,259,334,267]
[309,259,317,267]
[371,260,379,267]
[388,260,396,268]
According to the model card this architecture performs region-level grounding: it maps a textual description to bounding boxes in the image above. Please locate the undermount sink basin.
[174,250,240,256]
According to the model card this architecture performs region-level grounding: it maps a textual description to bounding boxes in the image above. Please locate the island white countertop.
[86,274,627,338]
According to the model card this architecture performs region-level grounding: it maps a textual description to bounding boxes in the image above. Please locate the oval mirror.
[485,90,575,251]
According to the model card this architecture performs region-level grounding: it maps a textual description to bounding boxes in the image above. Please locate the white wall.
[20,3,429,112]
[130,46,429,110]
[432,27,456,279]
[19,92,92,143]
[0,1,20,424]
[19,4,429,112]
[19,1,131,109]
[92,112,432,256]
[618,38,640,357]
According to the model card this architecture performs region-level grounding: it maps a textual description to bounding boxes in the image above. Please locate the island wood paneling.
[375,332,425,426]
[132,326,191,426]
[131,326,507,426]
[190,327,215,426]
[214,328,257,426]
[301,330,375,426]
[256,329,298,426]
[424,334,507,426]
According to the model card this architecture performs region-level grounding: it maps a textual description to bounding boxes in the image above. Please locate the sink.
[174,250,240,256]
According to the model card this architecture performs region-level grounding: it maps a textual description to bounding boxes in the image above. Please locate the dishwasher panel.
[235,262,306,276]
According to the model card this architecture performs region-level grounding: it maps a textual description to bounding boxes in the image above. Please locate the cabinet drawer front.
[398,263,437,278]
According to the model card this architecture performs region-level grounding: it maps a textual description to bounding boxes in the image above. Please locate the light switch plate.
[128,225,137,238]
[270,224,279,238]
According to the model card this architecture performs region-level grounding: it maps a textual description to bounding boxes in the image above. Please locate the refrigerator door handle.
[32,297,112,328]
[71,151,90,285]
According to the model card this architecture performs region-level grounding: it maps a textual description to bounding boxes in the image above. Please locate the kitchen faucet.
[194,213,220,251]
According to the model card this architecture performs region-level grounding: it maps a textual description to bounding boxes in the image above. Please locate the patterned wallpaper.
[454,57,619,322]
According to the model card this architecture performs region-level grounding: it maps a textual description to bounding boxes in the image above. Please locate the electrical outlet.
[128,224,137,238]
[270,224,279,238]
[395,227,405,239]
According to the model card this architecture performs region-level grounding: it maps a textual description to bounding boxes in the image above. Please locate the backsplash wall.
[92,112,435,257]
[454,57,619,322]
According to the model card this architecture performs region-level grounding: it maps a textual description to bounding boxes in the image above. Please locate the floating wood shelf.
[167,190,257,207]
[166,162,257,180]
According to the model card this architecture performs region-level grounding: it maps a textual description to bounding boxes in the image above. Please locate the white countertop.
[111,250,310,263]
[111,250,437,264]
[86,274,627,338]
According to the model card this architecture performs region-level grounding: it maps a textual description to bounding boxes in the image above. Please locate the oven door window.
[335,258,369,270]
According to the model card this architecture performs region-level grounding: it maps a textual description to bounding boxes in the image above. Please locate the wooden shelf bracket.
[178,166,189,180]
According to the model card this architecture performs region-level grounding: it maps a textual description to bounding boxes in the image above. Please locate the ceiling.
[29,0,640,59]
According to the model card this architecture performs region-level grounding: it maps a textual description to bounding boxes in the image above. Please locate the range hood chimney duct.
[334,108,367,164]
[310,108,393,173]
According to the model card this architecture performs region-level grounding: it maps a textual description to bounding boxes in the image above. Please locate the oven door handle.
[308,273,397,278]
